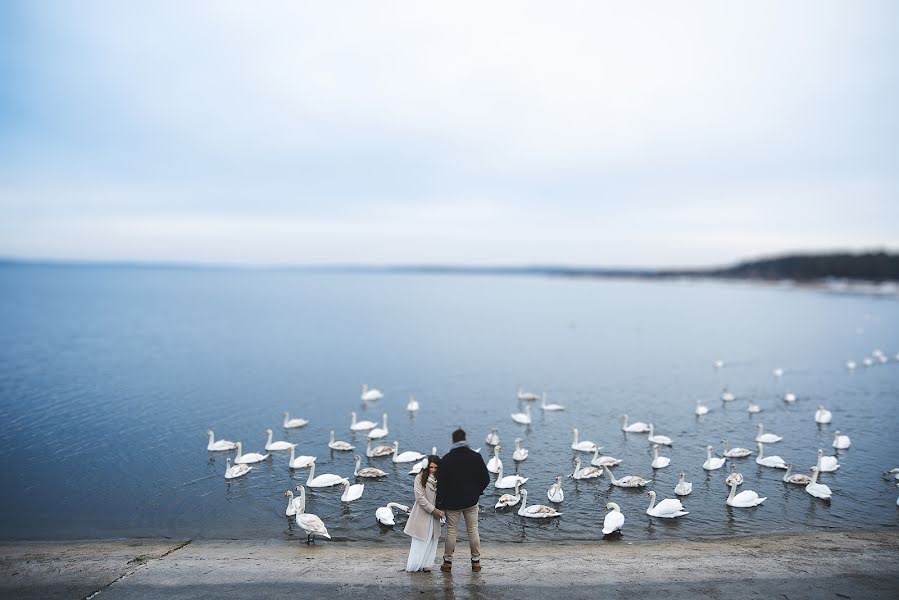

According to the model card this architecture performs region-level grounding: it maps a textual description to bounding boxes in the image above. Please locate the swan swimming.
[353,455,387,478]
[805,467,832,500]
[602,502,625,534]
[512,438,529,462]
[305,461,345,488]
[722,438,752,458]
[571,428,600,452]
[234,441,270,465]
[747,401,762,414]
[517,387,540,401]
[832,431,851,450]
[603,465,650,488]
[812,448,839,472]
[725,465,743,487]
[726,480,766,507]
[225,457,251,479]
[783,392,797,403]
[572,456,603,480]
[511,404,532,425]
[487,445,502,474]
[590,447,622,467]
[495,462,528,489]
[406,395,419,412]
[755,442,787,469]
[366,438,393,458]
[755,423,783,443]
[622,414,650,433]
[294,486,331,543]
[695,401,709,416]
[340,479,364,502]
[328,430,355,451]
[814,405,833,424]
[287,446,316,469]
[674,472,692,496]
[283,412,309,429]
[721,388,736,402]
[540,392,565,411]
[360,384,383,401]
[392,441,426,463]
[773,368,784,377]
[846,360,856,370]
[375,502,410,526]
[517,489,562,518]
[349,412,377,432]
[485,428,500,446]
[650,444,670,469]
[207,430,236,451]
[547,475,564,503]
[645,491,688,518]
[702,446,726,471]
[264,429,296,451]
[782,464,812,485]
[648,424,672,446]
[495,481,522,509]
[367,414,389,440]
[714,359,725,369]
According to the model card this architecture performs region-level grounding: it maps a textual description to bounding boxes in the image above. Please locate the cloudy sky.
[1,1,897,267]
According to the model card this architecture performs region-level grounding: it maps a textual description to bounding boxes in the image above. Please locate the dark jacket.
[436,444,490,510]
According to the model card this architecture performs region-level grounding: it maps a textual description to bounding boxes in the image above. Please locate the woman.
[404,455,444,572]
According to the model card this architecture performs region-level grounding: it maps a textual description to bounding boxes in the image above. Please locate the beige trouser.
[442,504,480,563]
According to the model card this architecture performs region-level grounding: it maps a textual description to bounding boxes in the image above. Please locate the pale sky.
[1,1,897,268]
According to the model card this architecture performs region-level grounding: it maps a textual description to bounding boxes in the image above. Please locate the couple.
[403,428,490,573]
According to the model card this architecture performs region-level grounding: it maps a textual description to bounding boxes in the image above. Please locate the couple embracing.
[404,428,490,573]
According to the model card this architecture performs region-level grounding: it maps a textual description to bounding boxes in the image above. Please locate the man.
[436,427,490,572]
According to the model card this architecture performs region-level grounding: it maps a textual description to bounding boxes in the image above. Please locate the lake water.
[1,264,897,543]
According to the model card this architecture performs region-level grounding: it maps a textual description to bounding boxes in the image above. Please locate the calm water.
[1,264,897,542]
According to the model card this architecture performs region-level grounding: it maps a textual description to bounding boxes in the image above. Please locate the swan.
[814,405,833,424]
[650,444,670,469]
[517,387,540,401]
[512,438,529,462]
[392,441,426,463]
[360,384,383,401]
[721,388,736,402]
[602,502,625,535]
[547,475,564,503]
[695,401,709,416]
[375,502,410,526]
[306,461,345,488]
[863,357,873,367]
[805,467,832,500]
[590,447,622,467]
[812,448,839,472]
[714,359,725,369]
[833,431,851,450]
[783,464,812,485]
[773,368,784,377]
[648,424,672,446]
[747,401,762,414]
[485,428,500,446]
[726,480,766,507]
[340,479,364,502]
[783,392,797,403]
[367,414,389,439]
[725,465,743,487]
[517,489,562,518]
[288,446,316,469]
[846,360,856,370]
[674,472,692,496]
[328,430,354,451]
[540,392,565,411]
[284,489,303,516]
[406,395,419,412]
[408,447,438,475]
[234,441,270,464]
[621,414,650,433]
[755,423,783,443]
[283,412,309,429]
[224,457,251,479]
[572,456,602,480]
[645,491,688,518]
[265,429,296,451]
[890,468,899,480]
[755,442,787,469]
[487,445,502,474]
[603,465,650,488]
[366,438,393,458]
[511,404,532,425]
[353,455,387,478]
[207,430,236,451]
[571,428,600,452]
[294,486,331,543]
[702,446,726,471]
[722,438,752,458]
[495,462,528,489]
[495,481,522,509]
[349,412,377,432]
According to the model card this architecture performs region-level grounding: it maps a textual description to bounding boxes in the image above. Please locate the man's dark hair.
[452,428,466,443]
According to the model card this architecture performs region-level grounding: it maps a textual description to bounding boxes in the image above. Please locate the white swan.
[485,428,500,446]
[645,491,688,518]
[349,412,377,432]
[863,357,874,367]
[747,401,762,414]
[406,395,419,412]
[755,423,783,443]
[647,424,672,446]
[360,384,383,401]
[833,431,851,450]
[773,367,784,377]
[603,502,625,534]
[512,438,529,462]
[294,486,331,543]
[702,446,726,471]
[846,360,856,370]
[590,447,622,467]
[603,465,650,487]
[495,481,522,509]
[283,412,309,429]
[511,404,532,425]
[408,448,437,475]
[725,465,743,487]
[783,392,797,403]
[721,388,736,402]
[714,359,725,369]
[805,467,832,500]
[755,442,787,469]
[224,457,251,479]
[782,464,812,485]
[340,479,364,502]
[367,414,389,440]
[288,446,316,469]
[366,438,393,458]
[375,502,409,526]
[265,429,296,451]
[674,472,692,496]
[284,489,303,516]
[571,428,600,452]
[487,445,502,474]
[722,438,752,458]
[306,461,345,488]
[547,475,564,503]
[517,386,540,401]
[726,480,766,507]
[572,456,602,480]
[234,441,270,464]
[495,462,528,489]
[540,392,565,411]
[353,455,387,478]
[328,430,354,451]
[517,489,562,518]
[207,430,236,451]
[392,441,426,463]
[812,448,839,472]
[622,414,650,433]
[651,444,670,469]
[695,401,709,416]
[814,405,833,424]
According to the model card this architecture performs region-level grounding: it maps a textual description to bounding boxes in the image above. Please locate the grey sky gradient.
[1,1,897,267]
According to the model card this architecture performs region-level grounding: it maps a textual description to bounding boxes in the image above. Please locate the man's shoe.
[471,560,481,572]
[440,561,452,572]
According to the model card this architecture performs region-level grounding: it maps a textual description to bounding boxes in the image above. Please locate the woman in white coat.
[404,455,445,572]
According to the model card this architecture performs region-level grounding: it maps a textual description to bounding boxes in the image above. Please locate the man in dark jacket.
[436,428,490,572]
